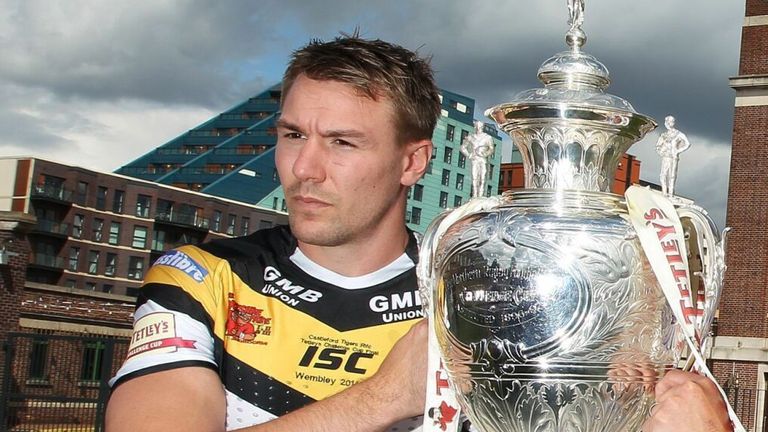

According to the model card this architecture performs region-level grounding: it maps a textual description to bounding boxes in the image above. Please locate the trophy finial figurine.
[460,120,495,198]
[655,115,691,196]
[566,0,586,50]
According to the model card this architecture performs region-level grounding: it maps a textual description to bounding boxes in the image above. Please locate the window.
[152,229,165,251]
[439,192,448,209]
[413,184,424,202]
[460,130,469,145]
[226,214,236,236]
[272,197,278,210]
[105,253,117,276]
[102,284,114,294]
[458,153,466,169]
[441,169,451,186]
[489,164,494,179]
[68,247,80,271]
[136,194,151,218]
[128,256,145,280]
[157,199,173,219]
[411,207,422,225]
[85,282,97,291]
[454,195,463,207]
[76,181,88,206]
[281,200,287,212]
[444,147,453,164]
[112,190,125,213]
[72,214,84,238]
[426,161,433,174]
[80,341,105,383]
[132,226,148,249]
[445,124,455,141]
[241,217,250,236]
[96,187,108,210]
[87,250,100,274]
[64,279,77,288]
[272,169,278,182]
[259,220,273,230]
[92,218,104,242]
[456,173,464,190]
[108,222,121,245]
[28,338,49,381]
[212,210,222,232]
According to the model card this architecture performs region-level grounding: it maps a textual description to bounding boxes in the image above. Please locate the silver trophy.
[418,2,728,431]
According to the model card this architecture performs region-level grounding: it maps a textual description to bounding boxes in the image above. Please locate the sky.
[0,1,744,227]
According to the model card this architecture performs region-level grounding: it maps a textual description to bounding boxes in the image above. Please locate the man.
[106,34,436,432]
[106,35,732,432]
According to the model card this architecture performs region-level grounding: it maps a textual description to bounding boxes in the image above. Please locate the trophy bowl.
[418,2,727,431]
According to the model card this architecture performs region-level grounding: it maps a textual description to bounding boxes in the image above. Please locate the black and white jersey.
[110,226,425,430]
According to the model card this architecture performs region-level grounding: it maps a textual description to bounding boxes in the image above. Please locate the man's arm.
[106,319,428,432]
[641,369,733,432]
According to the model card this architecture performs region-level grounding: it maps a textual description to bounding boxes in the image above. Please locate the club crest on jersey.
[154,250,208,283]
[261,265,322,306]
[225,294,272,344]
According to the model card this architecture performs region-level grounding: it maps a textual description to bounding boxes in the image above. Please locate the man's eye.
[333,139,354,147]
[283,132,305,139]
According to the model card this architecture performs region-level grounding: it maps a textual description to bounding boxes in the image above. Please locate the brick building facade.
[0,157,287,429]
[713,1,768,430]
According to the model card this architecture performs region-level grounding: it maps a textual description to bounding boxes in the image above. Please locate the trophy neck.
[491,105,656,193]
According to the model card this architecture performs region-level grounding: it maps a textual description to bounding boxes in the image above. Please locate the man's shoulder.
[197,225,295,263]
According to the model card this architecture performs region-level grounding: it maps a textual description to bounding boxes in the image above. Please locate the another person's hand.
[366,318,428,419]
[642,369,732,432]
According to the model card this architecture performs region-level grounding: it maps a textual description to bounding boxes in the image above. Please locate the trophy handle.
[674,201,730,350]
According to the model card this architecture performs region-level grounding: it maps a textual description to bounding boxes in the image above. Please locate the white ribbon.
[625,185,745,432]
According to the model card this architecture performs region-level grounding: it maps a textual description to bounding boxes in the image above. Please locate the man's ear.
[401,139,432,186]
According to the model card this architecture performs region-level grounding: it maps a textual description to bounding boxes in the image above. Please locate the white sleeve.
[109,299,216,387]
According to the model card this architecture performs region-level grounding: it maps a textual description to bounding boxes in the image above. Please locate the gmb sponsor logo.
[262,266,322,306]
[369,290,424,323]
[154,250,208,283]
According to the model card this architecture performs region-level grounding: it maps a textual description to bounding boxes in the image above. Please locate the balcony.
[154,212,210,231]
[30,219,70,239]
[30,185,73,205]
[28,253,65,271]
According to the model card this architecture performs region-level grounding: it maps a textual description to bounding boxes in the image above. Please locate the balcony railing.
[154,212,210,230]
[33,219,70,236]
[30,253,65,269]
[31,185,73,202]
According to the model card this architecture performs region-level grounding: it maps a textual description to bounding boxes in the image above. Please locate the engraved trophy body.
[418,3,729,431]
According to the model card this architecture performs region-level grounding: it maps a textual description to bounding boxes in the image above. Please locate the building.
[714,1,768,430]
[498,153,642,195]
[1,157,287,298]
[116,86,502,233]
[0,156,286,429]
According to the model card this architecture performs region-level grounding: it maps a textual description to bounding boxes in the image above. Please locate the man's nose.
[292,138,326,182]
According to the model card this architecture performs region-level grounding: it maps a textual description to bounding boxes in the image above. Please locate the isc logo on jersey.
[154,250,208,283]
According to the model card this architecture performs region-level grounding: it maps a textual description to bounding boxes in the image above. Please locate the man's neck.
[296,227,410,277]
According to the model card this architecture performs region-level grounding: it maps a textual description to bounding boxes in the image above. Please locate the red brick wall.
[0,219,32,387]
[720,105,768,339]
[738,25,768,75]
[746,0,768,16]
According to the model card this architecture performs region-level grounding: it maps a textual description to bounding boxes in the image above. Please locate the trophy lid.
[486,0,657,193]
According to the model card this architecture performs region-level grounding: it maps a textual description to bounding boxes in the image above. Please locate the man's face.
[275,75,414,247]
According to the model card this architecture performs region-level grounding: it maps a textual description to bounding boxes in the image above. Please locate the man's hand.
[363,318,429,420]
[642,369,732,432]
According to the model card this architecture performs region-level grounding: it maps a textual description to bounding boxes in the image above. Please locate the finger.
[655,369,708,399]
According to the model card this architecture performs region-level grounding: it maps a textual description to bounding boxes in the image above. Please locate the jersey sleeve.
[109,246,224,388]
